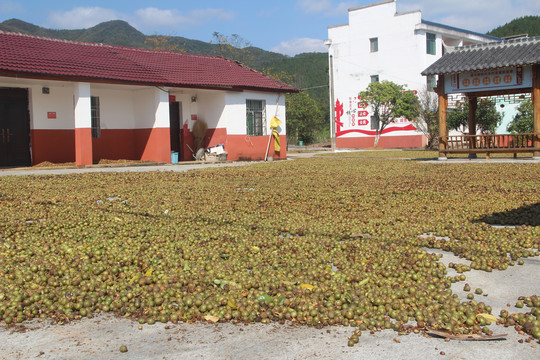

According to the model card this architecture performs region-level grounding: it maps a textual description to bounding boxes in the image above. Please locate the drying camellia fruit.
[0,155,538,345]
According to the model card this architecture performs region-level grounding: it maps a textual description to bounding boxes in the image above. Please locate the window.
[91,96,100,138]
[370,115,379,130]
[427,75,437,92]
[370,75,379,83]
[426,33,436,55]
[370,37,378,53]
[246,100,265,136]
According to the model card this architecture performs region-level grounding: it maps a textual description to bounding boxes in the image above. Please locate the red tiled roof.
[0,31,297,92]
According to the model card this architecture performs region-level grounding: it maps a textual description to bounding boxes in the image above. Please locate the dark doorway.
[0,88,31,167]
[169,101,182,155]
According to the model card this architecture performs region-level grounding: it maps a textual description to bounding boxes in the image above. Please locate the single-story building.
[0,31,297,167]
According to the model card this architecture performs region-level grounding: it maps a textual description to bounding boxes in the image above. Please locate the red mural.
[335,99,344,135]
[335,97,417,138]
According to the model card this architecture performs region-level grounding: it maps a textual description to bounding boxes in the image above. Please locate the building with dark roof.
[0,31,297,167]
[422,37,540,76]
[422,37,540,159]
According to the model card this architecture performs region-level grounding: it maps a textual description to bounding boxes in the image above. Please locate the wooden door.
[169,101,182,154]
[0,88,31,167]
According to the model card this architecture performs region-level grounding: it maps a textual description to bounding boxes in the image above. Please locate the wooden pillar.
[468,96,477,159]
[437,76,448,160]
[533,64,540,159]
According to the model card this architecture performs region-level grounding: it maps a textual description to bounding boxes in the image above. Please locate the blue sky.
[1,1,538,56]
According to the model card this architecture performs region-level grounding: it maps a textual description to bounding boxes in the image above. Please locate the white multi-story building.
[326,0,499,148]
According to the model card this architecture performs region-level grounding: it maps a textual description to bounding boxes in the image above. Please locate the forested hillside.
[487,16,540,38]
[2,15,537,144]
[0,19,325,98]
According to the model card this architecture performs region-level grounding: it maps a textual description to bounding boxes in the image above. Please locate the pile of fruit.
[0,156,538,343]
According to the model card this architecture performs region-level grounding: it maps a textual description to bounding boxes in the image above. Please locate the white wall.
[327,0,497,140]
[133,87,169,129]
[0,78,76,130]
[74,83,91,129]
[170,88,287,136]
[91,87,135,129]
[33,84,75,130]
[0,76,287,137]
[197,90,226,129]
[223,91,286,135]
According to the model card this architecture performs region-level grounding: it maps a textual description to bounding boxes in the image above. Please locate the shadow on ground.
[476,202,540,227]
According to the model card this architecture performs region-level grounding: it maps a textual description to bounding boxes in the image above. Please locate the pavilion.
[422,36,540,160]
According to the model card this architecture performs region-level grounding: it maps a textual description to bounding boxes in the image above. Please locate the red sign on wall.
[358,119,369,126]
[358,110,369,117]
[47,112,56,119]
[447,66,531,93]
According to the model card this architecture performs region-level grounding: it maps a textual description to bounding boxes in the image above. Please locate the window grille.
[246,100,266,136]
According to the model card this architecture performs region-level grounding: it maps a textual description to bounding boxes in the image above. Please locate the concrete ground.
[0,160,256,177]
[0,250,538,360]
[0,151,538,359]
[1,148,538,177]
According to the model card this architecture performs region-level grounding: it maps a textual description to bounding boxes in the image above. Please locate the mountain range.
[1,16,539,108]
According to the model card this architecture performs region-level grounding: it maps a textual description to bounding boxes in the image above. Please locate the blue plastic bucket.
[171,152,179,164]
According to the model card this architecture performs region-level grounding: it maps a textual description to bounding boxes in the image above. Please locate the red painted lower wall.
[31,129,75,164]
[92,129,137,160]
[135,128,171,163]
[32,128,171,165]
[181,127,286,161]
[336,134,426,148]
[31,127,285,165]
[225,135,287,161]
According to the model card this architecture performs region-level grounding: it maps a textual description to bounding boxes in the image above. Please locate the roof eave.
[0,70,297,93]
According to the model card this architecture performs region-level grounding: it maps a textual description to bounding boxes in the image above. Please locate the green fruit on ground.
[0,154,538,343]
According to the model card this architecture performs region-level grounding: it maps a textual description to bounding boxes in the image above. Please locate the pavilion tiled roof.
[422,36,540,76]
[0,31,297,92]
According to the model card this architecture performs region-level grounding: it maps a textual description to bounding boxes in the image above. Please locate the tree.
[145,35,184,52]
[412,87,439,149]
[447,99,503,134]
[211,32,254,66]
[487,15,540,38]
[359,81,420,147]
[507,101,534,133]
[262,68,295,86]
[286,92,325,144]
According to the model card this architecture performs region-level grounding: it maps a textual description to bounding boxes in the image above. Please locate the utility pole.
[328,54,336,151]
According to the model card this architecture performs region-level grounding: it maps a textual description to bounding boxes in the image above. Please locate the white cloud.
[46,7,119,29]
[133,7,234,31]
[43,6,234,32]
[398,0,540,33]
[271,38,329,56]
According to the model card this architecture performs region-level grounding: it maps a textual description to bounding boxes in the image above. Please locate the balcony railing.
[439,133,540,157]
